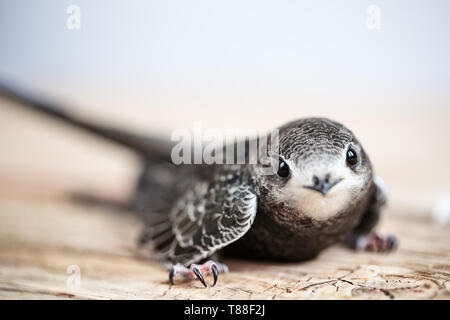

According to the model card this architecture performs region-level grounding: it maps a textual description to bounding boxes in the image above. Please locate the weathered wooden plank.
[0,196,448,299]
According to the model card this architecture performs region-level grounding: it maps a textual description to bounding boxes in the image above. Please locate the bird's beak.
[303,178,343,196]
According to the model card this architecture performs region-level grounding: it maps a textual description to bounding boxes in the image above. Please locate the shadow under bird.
[0,81,397,287]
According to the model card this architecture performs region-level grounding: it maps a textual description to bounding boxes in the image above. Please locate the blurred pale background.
[0,0,449,214]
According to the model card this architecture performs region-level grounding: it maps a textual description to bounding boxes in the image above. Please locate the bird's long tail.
[0,80,172,162]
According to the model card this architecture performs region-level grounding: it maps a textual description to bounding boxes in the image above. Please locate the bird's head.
[253,117,373,220]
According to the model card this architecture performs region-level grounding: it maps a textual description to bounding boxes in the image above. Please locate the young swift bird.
[138,118,397,286]
[1,83,397,287]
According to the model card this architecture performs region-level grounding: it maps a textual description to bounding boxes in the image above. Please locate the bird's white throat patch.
[288,183,352,220]
[276,165,363,220]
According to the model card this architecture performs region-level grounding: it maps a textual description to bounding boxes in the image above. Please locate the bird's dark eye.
[277,158,290,178]
[346,147,359,167]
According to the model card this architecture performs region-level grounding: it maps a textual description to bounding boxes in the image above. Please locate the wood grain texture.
[0,196,449,300]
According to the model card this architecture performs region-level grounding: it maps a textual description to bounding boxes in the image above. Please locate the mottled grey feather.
[141,166,257,266]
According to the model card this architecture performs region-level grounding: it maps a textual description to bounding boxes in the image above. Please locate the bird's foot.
[356,232,398,252]
[169,260,229,287]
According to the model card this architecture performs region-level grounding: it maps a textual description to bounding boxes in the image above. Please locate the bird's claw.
[357,232,398,252]
[169,267,175,285]
[211,262,218,287]
[168,260,227,287]
[191,265,207,287]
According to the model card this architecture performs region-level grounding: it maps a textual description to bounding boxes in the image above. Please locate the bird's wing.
[348,175,388,236]
[373,175,388,211]
[146,169,257,266]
